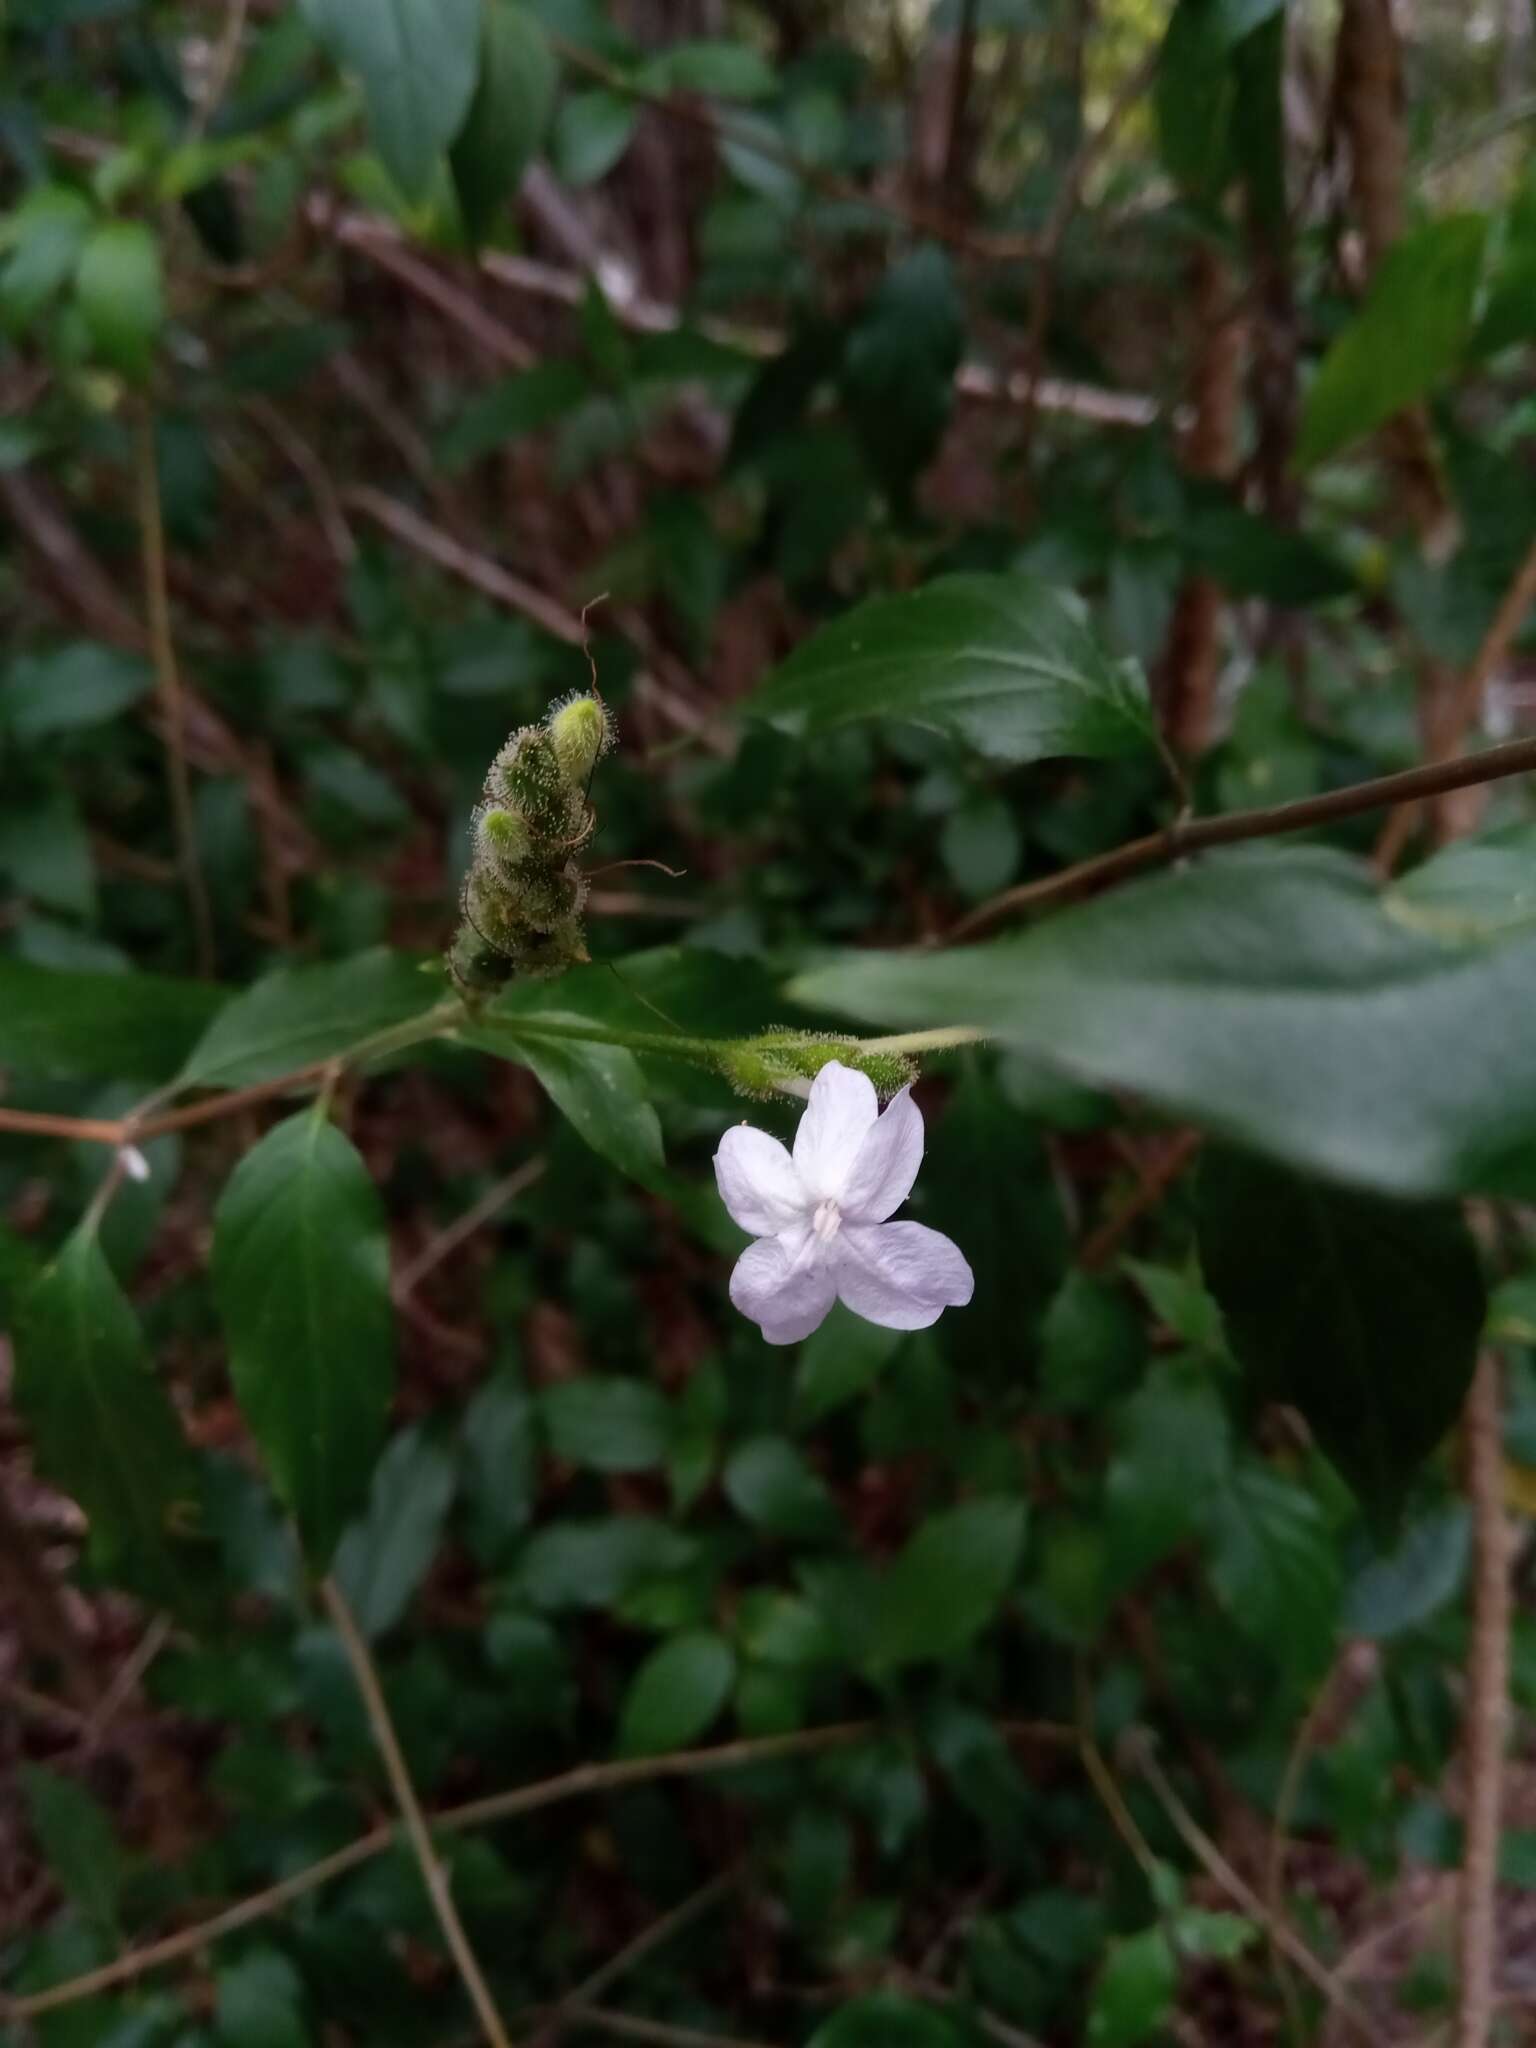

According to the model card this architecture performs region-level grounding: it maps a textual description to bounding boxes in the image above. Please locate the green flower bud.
[478,805,531,871]
[714,1031,918,1102]
[548,690,614,788]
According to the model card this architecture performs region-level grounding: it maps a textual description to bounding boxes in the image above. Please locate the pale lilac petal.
[729,1226,836,1346]
[714,1125,807,1237]
[792,1060,878,1201]
[833,1221,974,1332]
[839,1085,923,1224]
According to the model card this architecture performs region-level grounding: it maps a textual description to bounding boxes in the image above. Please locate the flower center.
[811,1198,842,1245]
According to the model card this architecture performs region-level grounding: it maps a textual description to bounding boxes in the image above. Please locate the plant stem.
[946,733,1536,943]
[320,1578,513,2048]
[1456,1352,1509,2048]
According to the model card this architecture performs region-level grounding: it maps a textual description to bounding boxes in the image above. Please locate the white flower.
[713,1060,975,1346]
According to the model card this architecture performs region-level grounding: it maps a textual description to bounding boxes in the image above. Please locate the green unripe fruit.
[478,805,531,870]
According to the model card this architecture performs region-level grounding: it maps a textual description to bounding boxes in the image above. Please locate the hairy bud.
[548,691,614,788]
[714,1031,918,1102]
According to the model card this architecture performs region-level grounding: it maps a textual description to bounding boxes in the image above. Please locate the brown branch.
[344,487,587,645]
[945,733,1536,943]
[538,1870,738,2042]
[392,1156,547,1301]
[1457,1352,1509,2048]
[1,1724,876,2022]
[320,1579,512,2048]
[1079,1131,1203,1270]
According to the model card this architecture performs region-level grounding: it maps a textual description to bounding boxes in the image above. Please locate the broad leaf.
[3,642,151,739]
[1199,1150,1484,1519]
[13,1226,208,1607]
[213,1108,394,1566]
[460,1011,665,1182]
[1389,821,1536,942]
[333,1423,458,1637]
[301,0,481,199]
[540,1377,672,1472]
[808,1996,961,2048]
[747,574,1154,767]
[450,1,556,244]
[615,1629,735,1755]
[1343,1503,1471,1639]
[840,245,963,505]
[180,948,442,1090]
[1297,215,1488,468]
[867,1497,1026,1672]
[1088,1927,1177,2048]
[0,956,222,1081]
[1207,1464,1340,1673]
[19,1767,121,1938]
[74,220,163,378]
[790,846,1536,1201]
[723,1435,841,1541]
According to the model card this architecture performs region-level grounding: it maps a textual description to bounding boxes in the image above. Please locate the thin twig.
[945,733,1536,942]
[1079,1131,1202,1270]
[344,487,586,646]
[136,405,215,976]
[1130,1736,1390,2048]
[187,0,250,141]
[320,1578,512,2048]
[1,1724,875,2021]
[540,1871,739,2040]
[392,1157,547,1300]
[570,2011,777,2048]
[1456,1352,1509,2048]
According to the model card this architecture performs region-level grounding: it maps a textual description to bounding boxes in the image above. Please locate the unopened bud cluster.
[713,1030,917,1102]
[448,692,615,996]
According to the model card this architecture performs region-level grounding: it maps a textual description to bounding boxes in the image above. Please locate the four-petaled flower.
[713,1061,974,1345]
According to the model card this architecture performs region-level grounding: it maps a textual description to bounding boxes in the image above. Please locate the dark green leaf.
[553,89,637,186]
[790,846,1536,1201]
[1343,1503,1471,1639]
[333,1424,458,1637]
[301,0,481,198]
[3,643,152,739]
[540,1377,672,1472]
[435,361,588,471]
[1156,0,1233,198]
[723,1435,841,1541]
[867,1498,1026,1672]
[1297,215,1488,468]
[213,1108,394,1566]
[515,1516,696,1611]
[460,1369,538,1565]
[1198,1149,1484,1519]
[807,1995,961,2048]
[461,1012,664,1182]
[19,1767,121,1937]
[74,220,163,378]
[0,956,221,1083]
[1208,1465,1340,1672]
[180,947,442,1089]
[1088,1927,1177,2047]
[615,1629,735,1755]
[640,41,775,100]
[1107,1366,1230,1578]
[795,1305,903,1423]
[214,1948,310,2048]
[840,245,963,504]
[13,1227,208,1607]
[450,1,556,244]
[1389,822,1536,942]
[749,574,1154,767]
[0,185,93,332]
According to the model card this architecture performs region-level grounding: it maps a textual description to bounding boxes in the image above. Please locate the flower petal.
[839,1085,923,1224]
[729,1226,836,1346]
[714,1124,807,1237]
[792,1060,878,1202]
[833,1221,975,1332]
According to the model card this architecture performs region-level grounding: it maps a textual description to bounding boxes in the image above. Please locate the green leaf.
[723,1435,841,1541]
[639,40,776,100]
[1198,1149,1484,1520]
[795,1304,903,1424]
[515,1515,695,1611]
[0,788,95,917]
[3,642,152,739]
[74,219,163,378]
[1155,0,1234,198]
[540,1377,672,1472]
[1208,1464,1340,1673]
[180,947,442,1089]
[333,1423,458,1637]
[460,1368,538,1565]
[867,1498,1026,1672]
[840,245,964,504]
[13,1226,208,1607]
[1297,215,1489,468]
[747,574,1154,767]
[1343,1502,1471,1639]
[1389,822,1536,942]
[553,89,638,186]
[1106,1366,1231,1579]
[434,361,588,470]
[19,1767,121,1938]
[615,1629,735,1755]
[789,846,1536,1202]
[450,1,556,245]
[301,0,481,199]
[213,1108,394,1566]
[214,1948,310,2048]
[461,1012,664,1182]
[0,185,93,332]
[807,1995,961,2048]
[0,956,221,1083]
[1088,1927,1177,2047]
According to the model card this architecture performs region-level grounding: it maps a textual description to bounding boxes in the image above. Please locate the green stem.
[854,1026,990,1056]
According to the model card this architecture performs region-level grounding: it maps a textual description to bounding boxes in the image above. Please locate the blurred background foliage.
[4,2,1536,2045]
